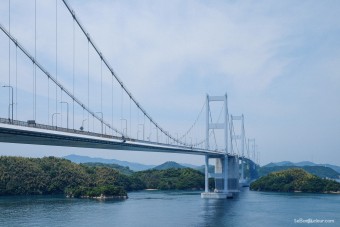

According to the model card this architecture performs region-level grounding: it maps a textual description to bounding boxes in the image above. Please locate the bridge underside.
[1,122,245,199]
[0,123,224,156]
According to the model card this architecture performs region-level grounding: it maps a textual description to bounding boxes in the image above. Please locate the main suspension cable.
[0,23,124,137]
[61,0,194,146]
[177,100,206,143]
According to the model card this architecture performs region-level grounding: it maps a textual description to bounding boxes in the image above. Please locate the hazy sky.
[0,0,339,166]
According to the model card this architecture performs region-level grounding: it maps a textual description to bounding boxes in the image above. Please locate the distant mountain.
[295,161,316,166]
[323,164,340,174]
[196,165,215,174]
[152,162,216,173]
[275,161,295,166]
[263,162,277,168]
[180,163,199,169]
[64,154,155,171]
[81,162,134,175]
[263,161,294,167]
[153,161,187,170]
[263,161,340,174]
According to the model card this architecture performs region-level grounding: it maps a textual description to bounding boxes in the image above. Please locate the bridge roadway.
[0,118,226,157]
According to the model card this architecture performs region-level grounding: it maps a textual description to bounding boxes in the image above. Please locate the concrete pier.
[201,192,233,199]
[201,155,240,199]
[201,94,240,199]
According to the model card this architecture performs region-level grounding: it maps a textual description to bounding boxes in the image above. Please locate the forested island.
[250,169,340,193]
[259,165,340,179]
[0,156,209,198]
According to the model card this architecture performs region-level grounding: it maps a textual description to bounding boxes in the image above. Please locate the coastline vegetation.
[134,168,211,190]
[0,156,210,198]
[65,185,127,198]
[259,165,340,179]
[250,168,340,193]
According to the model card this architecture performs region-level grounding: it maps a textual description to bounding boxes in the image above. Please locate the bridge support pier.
[228,155,239,193]
[201,93,240,199]
[240,157,244,180]
[239,157,250,187]
[204,155,209,193]
[201,155,239,199]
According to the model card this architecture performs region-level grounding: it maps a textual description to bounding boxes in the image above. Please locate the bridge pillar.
[201,155,236,199]
[215,155,230,193]
[228,156,240,193]
[201,93,237,199]
[223,155,228,193]
[214,157,223,191]
[204,155,209,193]
[241,157,244,180]
[239,156,249,187]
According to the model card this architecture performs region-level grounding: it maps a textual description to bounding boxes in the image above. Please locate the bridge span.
[0,0,259,199]
[0,118,225,157]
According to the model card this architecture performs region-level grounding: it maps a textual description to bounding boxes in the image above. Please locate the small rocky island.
[66,186,128,199]
[250,168,340,193]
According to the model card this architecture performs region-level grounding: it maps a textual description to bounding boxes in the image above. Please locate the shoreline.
[251,189,340,194]
[67,194,128,200]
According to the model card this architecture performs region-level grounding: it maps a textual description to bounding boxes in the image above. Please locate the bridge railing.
[0,117,216,153]
[0,117,120,139]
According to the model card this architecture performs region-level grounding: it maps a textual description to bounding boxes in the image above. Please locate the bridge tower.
[230,115,248,186]
[201,94,239,199]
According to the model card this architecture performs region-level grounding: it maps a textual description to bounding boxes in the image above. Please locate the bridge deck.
[0,118,226,157]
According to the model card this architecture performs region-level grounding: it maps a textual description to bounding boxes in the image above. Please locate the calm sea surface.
[0,188,339,227]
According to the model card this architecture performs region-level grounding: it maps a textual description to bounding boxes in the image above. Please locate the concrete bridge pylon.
[201,94,239,199]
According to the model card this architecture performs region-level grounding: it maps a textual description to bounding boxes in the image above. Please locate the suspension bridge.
[0,0,259,199]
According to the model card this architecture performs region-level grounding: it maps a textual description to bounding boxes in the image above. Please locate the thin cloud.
[0,0,339,165]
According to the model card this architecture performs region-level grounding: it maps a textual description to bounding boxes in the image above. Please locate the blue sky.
[0,0,339,166]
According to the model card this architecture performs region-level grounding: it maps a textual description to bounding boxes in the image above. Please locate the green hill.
[196,165,215,174]
[153,161,186,170]
[0,156,210,196]
[259,166,340,179]
[262,161,340,174]
[134,168,213,190]
[0,156,144,196]
[81,162,134,175]
[250,168,340,193]
[64,154,155,171]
